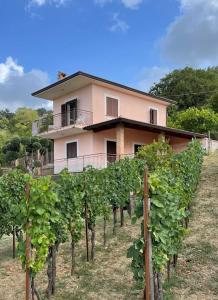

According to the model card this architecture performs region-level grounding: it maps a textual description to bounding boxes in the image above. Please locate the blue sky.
[0,0,218,110]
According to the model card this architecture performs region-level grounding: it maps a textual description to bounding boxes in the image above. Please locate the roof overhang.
[32,71,175,105]
[84,117,207,139]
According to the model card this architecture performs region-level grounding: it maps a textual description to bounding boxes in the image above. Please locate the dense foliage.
[150,67,218,111]
[0,107,52,166]
[0,139,204,298]
[149,67,218,137]
[1,136,52,173]
[127,140,204,281]
[168,108,218,136]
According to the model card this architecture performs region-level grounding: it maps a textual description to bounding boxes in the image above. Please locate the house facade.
[32,71,206,174]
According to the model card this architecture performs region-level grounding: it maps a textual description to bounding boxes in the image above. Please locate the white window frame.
[104,94,120,119]
[65,139,79,159]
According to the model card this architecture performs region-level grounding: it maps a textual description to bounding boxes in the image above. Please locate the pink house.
[32,71,205,174]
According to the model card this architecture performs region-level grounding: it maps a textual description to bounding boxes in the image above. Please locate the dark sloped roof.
[32,71,175,104]
[84,117,207,139]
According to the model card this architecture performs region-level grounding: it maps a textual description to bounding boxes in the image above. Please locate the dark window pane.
[107,140,116,163]
[67,142,77,159]
[150,109,157,125]
[134,144,143,154]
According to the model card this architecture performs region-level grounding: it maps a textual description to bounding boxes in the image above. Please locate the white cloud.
[95,0,143,9]
[110,13,129,32]
[29,0,68,8]
[137,66,170,92]
[0,57,50,111]
[0,57,24,84]
[121,0,143,9]
[161,0,218,66]
[94,0,113,6]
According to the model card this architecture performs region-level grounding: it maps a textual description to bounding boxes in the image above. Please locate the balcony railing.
[41,153,135,175]
[32,109,93,136]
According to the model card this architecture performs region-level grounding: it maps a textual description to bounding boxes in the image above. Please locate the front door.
[107,140,117,164]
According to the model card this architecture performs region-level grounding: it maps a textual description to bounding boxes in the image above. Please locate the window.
[106,96,118,117]
[66,141,77,159]
[61,99,77,127]
[134,144,143,154]
[150,109,157,125]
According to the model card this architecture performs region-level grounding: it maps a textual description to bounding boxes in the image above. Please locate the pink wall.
[93,128,162,155]
[54,129,193,162]
[53,84,92,114]
[169,136,192,153]
[54,131,94,160]
[92,84,168,126]
[52,83,169,127]
[53,84,93,128]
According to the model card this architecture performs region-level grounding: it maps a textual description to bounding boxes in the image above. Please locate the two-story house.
[32,71,205,174]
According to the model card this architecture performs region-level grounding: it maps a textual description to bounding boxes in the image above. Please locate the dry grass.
[165,151,218,300]
[0,213,143,300]
[1,152,218,300]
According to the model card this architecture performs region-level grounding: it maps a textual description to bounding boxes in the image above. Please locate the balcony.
[40,153,134,175]
[32,109,93,139]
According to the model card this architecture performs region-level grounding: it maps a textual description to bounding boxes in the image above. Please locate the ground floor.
[52,126,191,174]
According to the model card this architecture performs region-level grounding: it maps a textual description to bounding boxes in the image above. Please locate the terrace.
[32,109,93,139]
[40,153,134,176]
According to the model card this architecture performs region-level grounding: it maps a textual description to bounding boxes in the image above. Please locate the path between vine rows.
[167,151,218,299]
[0,152,218,300]
[0,213,143,299]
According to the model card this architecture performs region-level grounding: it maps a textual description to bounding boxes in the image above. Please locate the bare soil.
[0,214,143,300]
[1,151,217,300]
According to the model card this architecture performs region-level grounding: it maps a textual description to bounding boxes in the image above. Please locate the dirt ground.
[165,151,218,300]
[1,151,218,300]
[0,213,143,300]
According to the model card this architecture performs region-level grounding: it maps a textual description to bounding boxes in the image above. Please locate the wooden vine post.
[143,169,153,300]
[12,226,16,259]
[25,183,31,300]
[84,172,89,262]
[85,197,89,262]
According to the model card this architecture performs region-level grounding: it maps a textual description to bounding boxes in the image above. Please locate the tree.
[13,108,39,137]
[2,136,52,173]
[150,67,218,111]
[208,92,218,113]
[170,107,218,135]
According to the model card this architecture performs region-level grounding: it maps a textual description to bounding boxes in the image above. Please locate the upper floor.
[32,71,174,139]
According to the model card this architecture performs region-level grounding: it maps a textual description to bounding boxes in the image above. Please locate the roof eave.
[84,117,207,139]
[31,71,176,105]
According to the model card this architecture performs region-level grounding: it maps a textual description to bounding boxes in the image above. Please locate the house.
[32,71,206,174]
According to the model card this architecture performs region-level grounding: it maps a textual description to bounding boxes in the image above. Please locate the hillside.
[166,151,218,299]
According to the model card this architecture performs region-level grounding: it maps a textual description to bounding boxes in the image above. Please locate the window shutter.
[153,109,157,125]
[67,142,77,159]
[106,97,118,117]
[150,109,157,125]
[61,104,67,127]
[150,109,153,124]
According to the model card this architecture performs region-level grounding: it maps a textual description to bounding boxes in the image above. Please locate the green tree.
[150,67,218,111]
[208,92,218,113]
[170,107,218,135]
[2,136,52,173]
[13,108,39,137]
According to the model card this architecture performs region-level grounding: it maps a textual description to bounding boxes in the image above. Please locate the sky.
[1,0,218,110]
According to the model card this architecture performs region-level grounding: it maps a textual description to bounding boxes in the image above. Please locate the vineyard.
[0,139,204,299]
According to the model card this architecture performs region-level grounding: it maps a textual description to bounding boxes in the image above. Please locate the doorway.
[106,140,117,164]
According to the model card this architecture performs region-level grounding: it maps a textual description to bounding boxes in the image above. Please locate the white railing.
[32,109,93,136]
[53,153,134,174]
